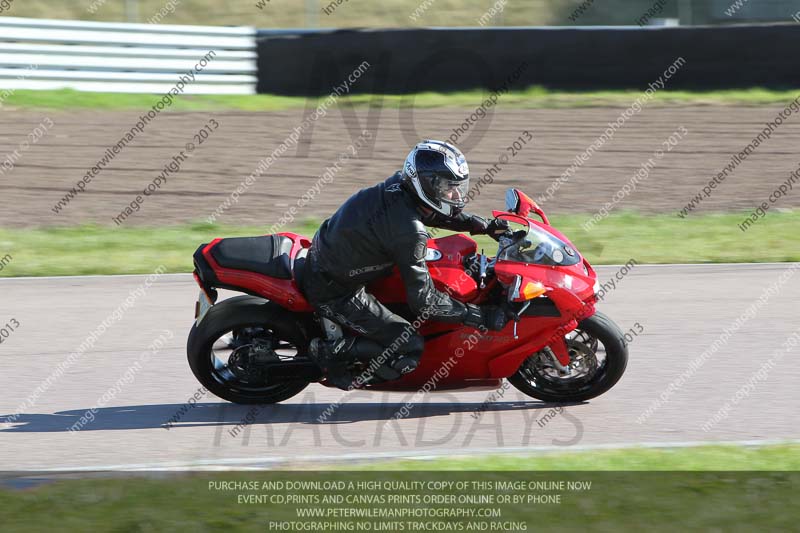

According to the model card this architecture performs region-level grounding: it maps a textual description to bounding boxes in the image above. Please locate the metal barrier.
[256,24,800,95]
[0,17,257,94]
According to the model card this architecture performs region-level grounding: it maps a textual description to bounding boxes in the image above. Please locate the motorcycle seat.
[210,235,294,280]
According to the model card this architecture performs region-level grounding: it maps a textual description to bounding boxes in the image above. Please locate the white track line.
[27,438,800,472]
[0,273,192,281]
[2,263,799,282]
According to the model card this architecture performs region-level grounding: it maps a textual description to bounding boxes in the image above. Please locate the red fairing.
[195,189,603,392]
[368,234,479,304]
[201,233,313,312]
[363,231,599,389]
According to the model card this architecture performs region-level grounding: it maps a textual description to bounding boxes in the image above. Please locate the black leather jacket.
[307,172,487,323]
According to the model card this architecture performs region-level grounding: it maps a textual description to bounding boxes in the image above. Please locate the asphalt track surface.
[1,263,799,470]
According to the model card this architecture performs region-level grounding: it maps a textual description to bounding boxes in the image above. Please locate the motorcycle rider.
[302,140,511,389]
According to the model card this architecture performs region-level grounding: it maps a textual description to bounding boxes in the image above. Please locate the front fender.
[487,287,595,377]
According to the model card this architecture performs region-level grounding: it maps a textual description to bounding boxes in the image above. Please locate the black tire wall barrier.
[256,25,800,96]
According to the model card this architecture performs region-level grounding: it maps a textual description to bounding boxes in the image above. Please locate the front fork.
[509,300,572,367]
[514,313,576,370]
[547,336,573,369]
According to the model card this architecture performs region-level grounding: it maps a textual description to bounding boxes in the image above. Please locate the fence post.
[125,0,140,23]
[306,0,319,27]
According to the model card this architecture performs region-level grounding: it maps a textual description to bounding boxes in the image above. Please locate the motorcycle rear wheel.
[187,295,311,404]
[508,311,628,403]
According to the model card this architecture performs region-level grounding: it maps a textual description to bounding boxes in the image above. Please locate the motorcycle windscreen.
[499,225,580,267]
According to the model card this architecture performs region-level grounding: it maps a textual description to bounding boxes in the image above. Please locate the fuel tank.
[368,234,479,303]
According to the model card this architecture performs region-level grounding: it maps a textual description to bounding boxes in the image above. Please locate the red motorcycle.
[188,188,628,404]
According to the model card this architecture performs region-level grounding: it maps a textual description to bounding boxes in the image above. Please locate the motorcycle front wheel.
[508,311,628,403]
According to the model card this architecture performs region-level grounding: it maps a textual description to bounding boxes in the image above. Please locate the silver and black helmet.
[402,140,470,217]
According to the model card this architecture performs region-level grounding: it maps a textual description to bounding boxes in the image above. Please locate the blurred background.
[1,0,799,271]
[7,0,800,26]
[1,3,800,523]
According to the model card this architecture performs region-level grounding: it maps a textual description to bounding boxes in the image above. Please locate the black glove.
[482,305,510,331]
[468,216,510,240]
[485,218,510,240]
[468,215,490,235]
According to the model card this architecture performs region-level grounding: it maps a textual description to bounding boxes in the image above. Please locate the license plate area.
[195,289,213,324]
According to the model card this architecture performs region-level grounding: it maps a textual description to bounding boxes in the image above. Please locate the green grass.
[0,220,312,277]
[0,89,306,112]
[364,443,800,471]
[0,0,564,28]
[3,87,800,112]
[0,211,797,277]
[1,445,798,532]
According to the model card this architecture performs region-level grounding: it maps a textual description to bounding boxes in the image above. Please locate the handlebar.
[496,229,528,256]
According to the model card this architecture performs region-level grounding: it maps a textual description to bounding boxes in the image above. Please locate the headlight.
[593,279,600,294]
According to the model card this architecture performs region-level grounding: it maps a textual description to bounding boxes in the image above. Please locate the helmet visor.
[433,177,470,207]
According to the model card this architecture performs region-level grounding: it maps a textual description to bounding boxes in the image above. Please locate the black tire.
[508,311,628,403]
[187,295,311,404]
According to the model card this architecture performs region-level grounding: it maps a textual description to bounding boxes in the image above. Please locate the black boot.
[309,337,421,389]
[308,338,357,390]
